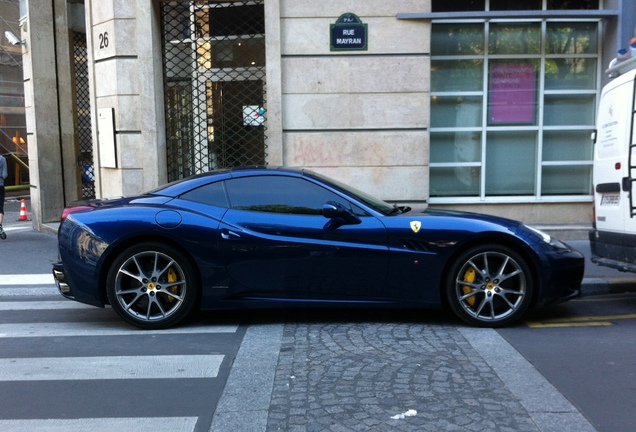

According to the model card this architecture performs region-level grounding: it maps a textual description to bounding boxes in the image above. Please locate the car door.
[219,175,389,300]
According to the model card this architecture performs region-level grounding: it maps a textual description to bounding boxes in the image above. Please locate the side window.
[180,181,229,207]
[225,176,353,215]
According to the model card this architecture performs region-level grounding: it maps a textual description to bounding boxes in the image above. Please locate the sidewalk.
[215,314,597,431]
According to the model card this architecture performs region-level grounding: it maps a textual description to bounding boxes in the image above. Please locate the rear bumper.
[52,261,104,307]
[52,262,72,297]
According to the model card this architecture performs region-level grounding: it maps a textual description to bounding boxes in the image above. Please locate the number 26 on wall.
[99,32,109,49]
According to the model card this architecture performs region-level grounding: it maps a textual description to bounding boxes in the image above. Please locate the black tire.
[445,244,533,327]
[106,242,198,329]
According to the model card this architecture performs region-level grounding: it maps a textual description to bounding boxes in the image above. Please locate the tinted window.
[226,176,351,215]
[180,181,229,207]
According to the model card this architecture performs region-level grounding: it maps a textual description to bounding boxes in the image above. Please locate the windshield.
[306,171,397,216]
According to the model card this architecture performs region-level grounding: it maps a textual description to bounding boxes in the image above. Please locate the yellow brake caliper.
[167,267,178,303]
[462,268,476,306]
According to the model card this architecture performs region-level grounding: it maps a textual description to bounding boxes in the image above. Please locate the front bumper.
[534,246,584,307]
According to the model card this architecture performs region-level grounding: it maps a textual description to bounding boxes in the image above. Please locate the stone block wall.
[278,0,430,202]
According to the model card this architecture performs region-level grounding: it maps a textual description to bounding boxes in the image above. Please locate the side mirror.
[322,201,361,225]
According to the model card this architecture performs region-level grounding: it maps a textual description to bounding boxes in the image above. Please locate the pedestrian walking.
[0,154,7,239]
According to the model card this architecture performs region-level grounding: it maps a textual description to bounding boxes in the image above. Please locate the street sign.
[330,13,367,51]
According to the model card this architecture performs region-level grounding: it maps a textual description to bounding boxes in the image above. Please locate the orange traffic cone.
[18,199,29,221]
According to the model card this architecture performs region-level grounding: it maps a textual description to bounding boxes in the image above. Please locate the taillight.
[61,206,93,221]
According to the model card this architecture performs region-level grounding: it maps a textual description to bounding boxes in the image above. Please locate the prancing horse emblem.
[410,221,421,233]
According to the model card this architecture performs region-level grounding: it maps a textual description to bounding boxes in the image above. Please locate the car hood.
[385,207,549,246]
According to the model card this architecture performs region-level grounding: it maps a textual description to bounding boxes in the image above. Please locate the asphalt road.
[0,199,249,431]
[500,293,636,432]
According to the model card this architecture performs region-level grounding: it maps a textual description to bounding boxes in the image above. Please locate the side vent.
[400,239,432,253]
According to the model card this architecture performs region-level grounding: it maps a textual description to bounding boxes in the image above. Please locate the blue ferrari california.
[52,167,584,329]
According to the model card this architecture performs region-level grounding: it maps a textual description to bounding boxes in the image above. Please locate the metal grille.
[161,1,267,182]
[73,31,95,199]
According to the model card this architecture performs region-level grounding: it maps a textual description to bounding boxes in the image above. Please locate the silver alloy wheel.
[113,250,187,322]
[453,250,527,323]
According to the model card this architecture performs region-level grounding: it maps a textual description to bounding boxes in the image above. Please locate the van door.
[593,73,636,235]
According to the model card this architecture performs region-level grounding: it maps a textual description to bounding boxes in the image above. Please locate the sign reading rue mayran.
[330,13,368,51]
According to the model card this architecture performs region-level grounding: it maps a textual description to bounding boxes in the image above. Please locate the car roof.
[148,166,307,198]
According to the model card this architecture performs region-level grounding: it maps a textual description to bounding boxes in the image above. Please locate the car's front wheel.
[106,242,198,329]
[445,244,533,327]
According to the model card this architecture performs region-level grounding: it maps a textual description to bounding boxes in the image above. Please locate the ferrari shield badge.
[410,221,421,233]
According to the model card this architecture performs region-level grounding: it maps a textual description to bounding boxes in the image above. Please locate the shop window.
[432,1,485,12]
[542,166,592,195]
[543,94,595,126]
[431,0,599,11]
[431,96,482,128]
[430,167,481,197]
[489,23,541,55]
[430,132,482,164]
[547,0,599,9]
[431,60,483,92]
[431,24,484,56]
[430,18,598,202]
[490,0,542,9]
[485,131,537,196]
[542,131,593,161]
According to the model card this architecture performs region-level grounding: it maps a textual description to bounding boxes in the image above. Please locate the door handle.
[221,229,241,240]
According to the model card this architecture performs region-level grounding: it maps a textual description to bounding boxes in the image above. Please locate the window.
[180,181,229,207]
[225,176,351,215]
[430,14,597,201]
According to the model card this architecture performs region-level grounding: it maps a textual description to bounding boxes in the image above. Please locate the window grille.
[161,1,267,183]
[73,31,95,199]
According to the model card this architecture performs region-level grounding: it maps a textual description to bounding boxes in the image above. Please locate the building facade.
[17,0,636,230]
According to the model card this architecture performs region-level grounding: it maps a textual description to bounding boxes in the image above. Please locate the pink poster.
[488,63,536,124]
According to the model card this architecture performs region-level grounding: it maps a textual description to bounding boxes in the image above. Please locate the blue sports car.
[52,167,584,329]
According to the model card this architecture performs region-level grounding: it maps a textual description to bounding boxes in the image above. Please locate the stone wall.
[278,0,430,202]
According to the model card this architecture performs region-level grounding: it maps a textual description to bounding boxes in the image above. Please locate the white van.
[590,56,636,272]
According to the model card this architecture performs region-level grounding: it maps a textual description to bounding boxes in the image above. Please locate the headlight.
[525,225,568,249]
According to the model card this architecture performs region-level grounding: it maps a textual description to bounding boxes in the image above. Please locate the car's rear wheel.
[445,244,533,327]
[106,242,198,329]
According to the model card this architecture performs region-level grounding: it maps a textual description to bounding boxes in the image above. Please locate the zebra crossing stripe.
[0,321,239,338]
[0,300,93,310]
[0,417,198,432]
[0,287,59,296]
[0,274,54,285]
[0,355,223,381]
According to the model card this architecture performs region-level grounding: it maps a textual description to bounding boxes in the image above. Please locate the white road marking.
[0,274,54,285]
[0,355,223,381]
[0,321,238,338]
[0,300,93,310]
[0,417,198,432]
[0,287,59,296]
[0,284,238,432]
[2,225,33,233]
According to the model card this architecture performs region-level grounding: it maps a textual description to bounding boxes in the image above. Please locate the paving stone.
[266,312,542,432]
